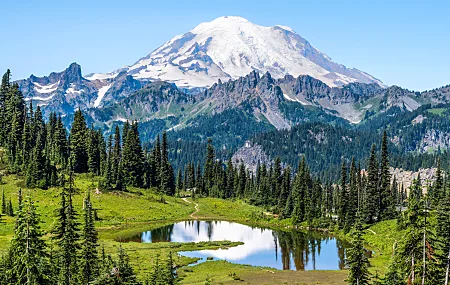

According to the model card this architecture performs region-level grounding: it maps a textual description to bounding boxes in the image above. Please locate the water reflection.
[118,221,348,270]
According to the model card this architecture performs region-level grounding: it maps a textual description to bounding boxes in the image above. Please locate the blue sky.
[2,0,449,91]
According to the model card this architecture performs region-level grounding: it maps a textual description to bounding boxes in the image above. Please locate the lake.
[118,220,349,270]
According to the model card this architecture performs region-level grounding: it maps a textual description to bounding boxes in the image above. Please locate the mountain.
[16,63,144,116]
[16,16,387,120]
[91,16,382,88]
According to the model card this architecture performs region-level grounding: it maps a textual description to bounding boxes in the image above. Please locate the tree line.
[0,175,175,284]
[176,132,404,229]
[0,69,175,195]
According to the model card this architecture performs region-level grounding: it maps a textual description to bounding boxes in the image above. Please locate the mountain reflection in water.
[118,220,348,270]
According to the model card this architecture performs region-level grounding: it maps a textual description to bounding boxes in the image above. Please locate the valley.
[1,10,450,285]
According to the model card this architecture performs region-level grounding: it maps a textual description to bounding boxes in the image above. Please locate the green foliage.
[346,214,370,285]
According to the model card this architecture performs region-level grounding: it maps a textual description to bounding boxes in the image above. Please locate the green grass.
[362,220,402,274]
[427,107,448,116]
[178,260,347,285]
[0,173,399,283]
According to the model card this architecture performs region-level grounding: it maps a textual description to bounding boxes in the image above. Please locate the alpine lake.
[117,220,350,271]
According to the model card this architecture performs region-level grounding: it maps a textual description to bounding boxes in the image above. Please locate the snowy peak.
[16,63,143,114]
[121,16,382,88]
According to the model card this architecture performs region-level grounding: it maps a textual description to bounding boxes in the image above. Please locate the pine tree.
[176,168,183,196]
[80,191,99,285]
[364,144,379,224]
[277,166,291,215]
[204,139,215,195]
[380,131,395,220]
[292,159,306,225]
[432,158,444,207]
[1,188,5,215]
[394,191,438,284]
[6,84,25,171]
[122,122,144,187]
[347,158,358,225]
[346,213,370,285]
[225,158,234,199]
[338,161,348,229]
[87,127,101,175]
[436,186,450,284]
[116,245,139,284]
[57,168,80,285]
[112,125,122,183]
[54,115,68,167]
[159,131,174,195]
[70,109,88,173]
[104,134,113,190]
[238,163,246,198]
[7,199,14,217]
[8,195,50,284]
[0,69,11,144]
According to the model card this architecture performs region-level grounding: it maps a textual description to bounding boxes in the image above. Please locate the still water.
[119,220,348,270]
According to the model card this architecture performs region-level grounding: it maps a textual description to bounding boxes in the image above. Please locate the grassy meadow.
[0,172,399,284]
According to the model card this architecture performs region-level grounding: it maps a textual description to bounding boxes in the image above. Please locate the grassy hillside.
[0,173,398,284]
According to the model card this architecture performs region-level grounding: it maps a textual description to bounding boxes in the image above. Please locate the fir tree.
[432,158,444,207]
[364,144,379,224]
[379,131,394,220]
[8,195,50,284]
[122,122,144,187]
[57,168,80,285]
[204,139,215,195]
[112,125,122,183]
[346,213,370,285]
[437,186,450,284]
[80,191,99,285]
[1,188,5,215]
[70,109,88,173]
[338,161,348,229]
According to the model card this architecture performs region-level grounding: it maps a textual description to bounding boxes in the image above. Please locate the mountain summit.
[92,16,381,88]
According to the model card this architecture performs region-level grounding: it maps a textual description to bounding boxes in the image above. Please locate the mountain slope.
[92,16,382,88]
[16,63,144,115]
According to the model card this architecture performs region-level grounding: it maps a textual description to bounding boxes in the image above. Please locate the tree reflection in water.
[116,221,348,271]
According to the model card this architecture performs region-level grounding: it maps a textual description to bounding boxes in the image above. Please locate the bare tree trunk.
[412,254,415,284]
[422,212,427,285]
[445,244,450,285]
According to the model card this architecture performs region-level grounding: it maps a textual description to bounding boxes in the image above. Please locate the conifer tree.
[225,158,234,199]
[380,131,395,220]
[57,168,80,285]
[364,144,379,224]
[292,159,306,225]
[112,125,122,182]
[0,69,11,144]
[204,139,215,195]
[122,122,144,187]
[80,191,99,284]
[176,168,183,196]
[7,199,14,217]
[432,158,444,206]
[347,158,358,225]
[436,184,450,284]
[104,134,113,190]
[9,195,50,284]
[1,188,5,215]
[338,161,348,229]
[70,109,88,173]
[346,213,370,285]
[277,166,291,215]
[238,163,246,198]
[87,127,101,175]
[159,131,174,195]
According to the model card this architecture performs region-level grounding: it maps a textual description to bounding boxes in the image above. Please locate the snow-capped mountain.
[17,63,143,115]
[91,16,382,88]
